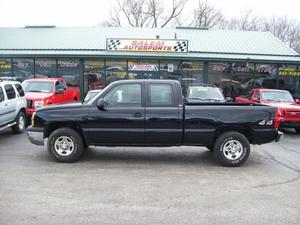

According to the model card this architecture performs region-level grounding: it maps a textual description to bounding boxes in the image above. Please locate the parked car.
[22,78,80,116]
[235,88,300,133]
[27,80,282,166]
[185,85,226,103]
[84,89,102,102]
[0,80,27,133]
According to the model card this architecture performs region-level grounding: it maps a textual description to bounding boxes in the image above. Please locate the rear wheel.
[12,111,26,134]
[48,128,84,162]
[213,131,250,167]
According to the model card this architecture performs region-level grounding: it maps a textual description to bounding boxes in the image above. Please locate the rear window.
[148,84,174,106]
[4,84,16,99]
[14,83,25,97]
[0,87,4,102]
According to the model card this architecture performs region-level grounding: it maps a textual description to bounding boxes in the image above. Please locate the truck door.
[0,86,8,126]
[85,82,145,145]
[145,83,182,145]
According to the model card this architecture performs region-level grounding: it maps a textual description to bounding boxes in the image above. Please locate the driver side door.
[85,82,145,145]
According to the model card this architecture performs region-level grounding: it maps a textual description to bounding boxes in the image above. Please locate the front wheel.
[12,111,26,134]
[48,128,84,162]
[213,131,250,167]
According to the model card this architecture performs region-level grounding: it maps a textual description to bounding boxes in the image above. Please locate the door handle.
[133,112,142,118]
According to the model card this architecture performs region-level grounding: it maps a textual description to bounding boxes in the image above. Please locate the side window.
[4,84,16,100]
[254,91,260,100]
[56,81,66,90]
[104,83,141,107]
[149,84,174,106]
[0,87,5,103]
[14,83,25,97]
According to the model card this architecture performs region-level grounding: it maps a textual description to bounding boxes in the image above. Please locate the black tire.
[213,131,250,167]
[12,111,26,134]
[47,128,84,163]
[295,127,300,134]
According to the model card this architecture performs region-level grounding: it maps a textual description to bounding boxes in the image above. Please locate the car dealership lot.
[0,130,299,225]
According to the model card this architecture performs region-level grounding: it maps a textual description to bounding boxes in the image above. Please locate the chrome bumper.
[27,126,44,146]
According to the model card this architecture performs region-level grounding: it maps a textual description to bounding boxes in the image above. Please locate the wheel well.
[213,126,253,144]
[20,107,26,114]
[44,122,86,145]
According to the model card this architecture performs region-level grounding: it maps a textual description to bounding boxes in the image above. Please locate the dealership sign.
[106,39,188,53]
[128,64,159,71]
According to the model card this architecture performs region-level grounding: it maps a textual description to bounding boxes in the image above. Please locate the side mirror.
[295,99,300,104]
[96,98,107,111]
[55,88,64,94]
[252,97,259,103]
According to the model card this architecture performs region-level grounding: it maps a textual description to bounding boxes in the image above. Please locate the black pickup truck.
[27,80,282,166]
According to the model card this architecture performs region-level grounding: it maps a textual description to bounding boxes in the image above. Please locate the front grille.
[284,110,300,119]
[27,100,33,109]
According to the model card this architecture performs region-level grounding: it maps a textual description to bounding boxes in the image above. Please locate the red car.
[236,88,300,133]
[22,78,80,116]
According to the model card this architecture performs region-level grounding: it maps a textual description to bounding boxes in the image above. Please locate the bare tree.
[190,0,224,28]
[103,0,188,28]
[223,9,262,31]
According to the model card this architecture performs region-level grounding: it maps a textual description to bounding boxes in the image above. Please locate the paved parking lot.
[0,129,299,225]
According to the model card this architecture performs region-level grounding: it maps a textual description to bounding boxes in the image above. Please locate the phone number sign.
[107,39,188,53]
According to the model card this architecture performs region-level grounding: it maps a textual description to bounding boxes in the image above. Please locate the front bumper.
[280,121,300,128]
[27,126,44,146]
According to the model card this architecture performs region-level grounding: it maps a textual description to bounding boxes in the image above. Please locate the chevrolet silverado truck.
[236,88,300,133]
[27,80,282,166]
[22,78,80,116]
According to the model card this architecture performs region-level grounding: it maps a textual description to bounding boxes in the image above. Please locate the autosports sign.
[106,39,188,53]
[128,64,159,71]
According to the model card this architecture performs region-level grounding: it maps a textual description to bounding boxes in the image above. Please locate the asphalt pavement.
[0,128,299,225]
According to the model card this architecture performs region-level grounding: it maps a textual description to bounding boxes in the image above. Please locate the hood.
[25,92,53,100]
[264,102,300,110]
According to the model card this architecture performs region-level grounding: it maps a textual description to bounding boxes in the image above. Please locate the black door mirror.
[55,88,65,94]
[96,98,107,111]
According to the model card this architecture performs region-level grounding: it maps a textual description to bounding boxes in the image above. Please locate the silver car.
[0,80,27,133]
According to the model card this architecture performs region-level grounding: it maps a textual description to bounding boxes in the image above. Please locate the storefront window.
[208,62,232,97]
[57,59,80,88]
[106,60,127,84]
[180,61,204,95]
[252,64,279,89]
[0,58,12,77]
[231,62,254,98]
[12,59,34,82]
[160,60,181,80]
[277,64,299,98]
[35,59,56,78]
[84,60,105,94]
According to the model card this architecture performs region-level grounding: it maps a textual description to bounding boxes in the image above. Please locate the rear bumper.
[27,126,44,146]
[252,129,283,144]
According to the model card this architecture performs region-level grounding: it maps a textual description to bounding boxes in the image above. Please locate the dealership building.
[0,26,300,99]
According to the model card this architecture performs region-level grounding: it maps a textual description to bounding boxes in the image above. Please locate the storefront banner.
[0,60,11,69]
[107,39,188,53]
[128,64,159,71]
[278,71,300,76]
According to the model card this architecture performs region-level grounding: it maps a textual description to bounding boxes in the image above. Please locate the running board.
[0,121,16,131]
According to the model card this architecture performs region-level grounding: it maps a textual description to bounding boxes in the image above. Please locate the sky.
[0,0,299,27]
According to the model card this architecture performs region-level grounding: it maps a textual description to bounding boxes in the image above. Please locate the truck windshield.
[187,87,225,102]
[262,91,294,103]
[23,81,53,93]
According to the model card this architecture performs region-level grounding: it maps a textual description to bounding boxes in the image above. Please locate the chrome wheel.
[222,140,243,160]
[18,115,25,130]
[54,136,75,156]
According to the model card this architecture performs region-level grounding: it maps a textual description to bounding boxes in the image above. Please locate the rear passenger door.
[145,83,182,145]
[3,84,17,122]
[0,86,8,126]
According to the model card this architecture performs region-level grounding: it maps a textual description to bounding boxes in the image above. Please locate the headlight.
[34,100,44,109]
